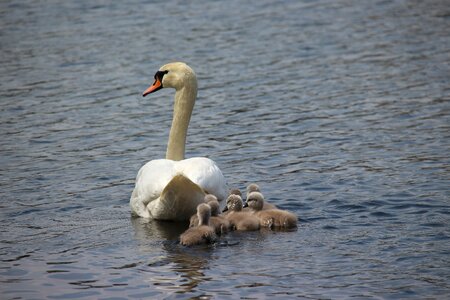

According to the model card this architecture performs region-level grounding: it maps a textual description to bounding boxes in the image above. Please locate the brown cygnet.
[229,188,242,197]
[189,195,231,235]
[180,203,217,246]
[244,184,277,210]
[247,191,297,229]
[189,194,218,225]
[224,194,260,231]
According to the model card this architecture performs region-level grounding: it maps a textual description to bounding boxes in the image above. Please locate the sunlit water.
[1,0,449,299]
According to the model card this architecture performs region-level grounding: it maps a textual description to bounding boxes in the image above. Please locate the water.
[1,0,449,298]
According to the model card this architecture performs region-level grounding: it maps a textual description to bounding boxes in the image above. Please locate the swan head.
[223,194,243,212]
[246,191,265,211]
[143,62,197,96]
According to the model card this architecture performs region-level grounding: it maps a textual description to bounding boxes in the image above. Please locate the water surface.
[1,0,449,299]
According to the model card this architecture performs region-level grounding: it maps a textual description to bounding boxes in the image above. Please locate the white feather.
[130,62,229,220]
[130,157,227,219]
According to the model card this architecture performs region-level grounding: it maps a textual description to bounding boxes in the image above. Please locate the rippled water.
[1,0,449,299]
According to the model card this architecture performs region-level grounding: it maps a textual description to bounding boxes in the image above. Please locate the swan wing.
[130,159,176,218]
[177,157,228,200]
[148,174,206,221]
[130,157,228,219]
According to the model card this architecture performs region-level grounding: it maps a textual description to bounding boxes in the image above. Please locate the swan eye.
[154,70,169,81]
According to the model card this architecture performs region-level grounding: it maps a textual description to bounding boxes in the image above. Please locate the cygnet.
[229,188,242,197]
[244,184,277,210]
[247,191,297,229]
[180,203,217,246]
[246,183,260,194]
[224,194,260,231]
[189,194,218,225]
[189,195,231,235]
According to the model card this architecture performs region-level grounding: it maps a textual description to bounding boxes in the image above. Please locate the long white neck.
[166,79,197,161]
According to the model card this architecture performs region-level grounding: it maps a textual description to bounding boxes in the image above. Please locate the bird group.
[179,184,298,246]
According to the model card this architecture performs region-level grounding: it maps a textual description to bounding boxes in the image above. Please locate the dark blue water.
[1,0,449,299]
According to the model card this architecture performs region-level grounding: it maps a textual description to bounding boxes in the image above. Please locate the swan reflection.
[130,217,214,294]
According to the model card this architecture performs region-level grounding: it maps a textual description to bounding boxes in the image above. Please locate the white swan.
[130,62,228,221]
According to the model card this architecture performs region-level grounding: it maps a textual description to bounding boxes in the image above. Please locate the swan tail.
[148,174,206,221]
[130,187,151,218]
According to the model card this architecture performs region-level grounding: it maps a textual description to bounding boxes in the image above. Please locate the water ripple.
[1,0,449,299]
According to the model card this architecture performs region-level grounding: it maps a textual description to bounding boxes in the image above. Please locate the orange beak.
[142,78,162,97]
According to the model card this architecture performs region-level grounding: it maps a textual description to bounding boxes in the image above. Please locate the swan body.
[130,62,228,221]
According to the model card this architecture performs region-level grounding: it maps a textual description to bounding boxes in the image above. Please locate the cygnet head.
[246,183,260,194]
[229,188,242,197]
[246,184,264,203]
[143,62,197,96]
[246,191,265,211]
[207,200,221,217]
[225,194,243,212]
[197,203,211,226]
[204,194,218,203]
